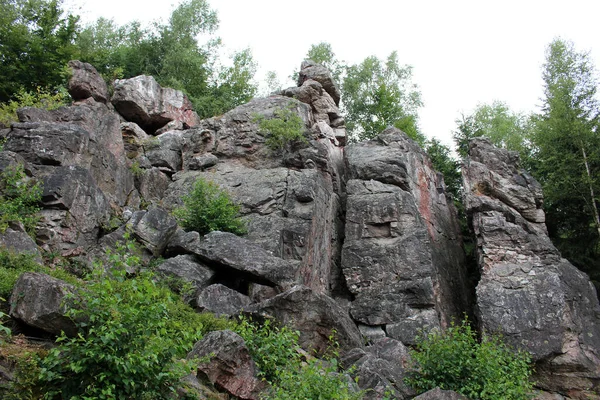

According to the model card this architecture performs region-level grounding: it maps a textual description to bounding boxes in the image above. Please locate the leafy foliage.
[76,0,257,118]
[0,247,78,301]
[407,319,534,400]
[0,87,70,126]
[0,165,43,235]
[0,0,78,102]
[531,39,600,284]
[236,318,362,400]
[453,101,533,160]
[254,103,307,151]
[37,238,208,399]
[174,178,246,235]
[342,51,423,142]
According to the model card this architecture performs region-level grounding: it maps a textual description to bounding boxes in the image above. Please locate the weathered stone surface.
[0,225,42,263]
[463,138,600,395]
[144,130,184,173]
[196,284,251,316]
[187,153,218,170]
[341,337,413,399]
[137,167,171,204]
[282,79,342,127]
[184,231,300,289]
[413,388,468,400]
[9,272,77,336]
[187,330,265,400]
[68,60,109,104]
[155,254,215,293]
[121,122,150,159]
[111,75,200,134]
[37,166,111,252]
[244,285,362,355]
[126,208,178,256]
[297,60,341,106]
[342,128,470,345]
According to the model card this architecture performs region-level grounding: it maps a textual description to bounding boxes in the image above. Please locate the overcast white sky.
[65,0,600,147]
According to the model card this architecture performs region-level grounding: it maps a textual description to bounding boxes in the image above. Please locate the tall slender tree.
[534,39,600,279]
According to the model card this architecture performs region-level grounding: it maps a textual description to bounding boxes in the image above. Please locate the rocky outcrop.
[463,138,600,397]
[5,98,139,254]
[342,128,470,346]
[111,75,200,134]
[188,330,265,400]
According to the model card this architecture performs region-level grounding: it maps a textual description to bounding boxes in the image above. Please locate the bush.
[235,318,362,400]
[0,165,43,235]
[253,104,307,151]
[406,318,534,400]
[0,248,78,300]
[0,87,70,127]
[173,178,246,235]
[37,242,208,399]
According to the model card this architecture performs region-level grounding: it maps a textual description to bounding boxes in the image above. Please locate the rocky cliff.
[1,60,599,399]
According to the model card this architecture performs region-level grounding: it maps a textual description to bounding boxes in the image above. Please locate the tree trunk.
[580,144,600,238]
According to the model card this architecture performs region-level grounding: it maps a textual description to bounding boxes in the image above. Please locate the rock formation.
[463,138,600,398]
[1,60,600,399]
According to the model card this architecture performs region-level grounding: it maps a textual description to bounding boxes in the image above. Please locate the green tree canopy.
[76,0,257,118]
[342,51,423,142]
[0,0,79,102]
[532,38,600,281]
[453,101,532,160]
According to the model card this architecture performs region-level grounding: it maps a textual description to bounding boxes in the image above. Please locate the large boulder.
[126,208,178,256]
[244,285,362,355]
[342,128,470,345]
[111,75,200,134]
[9,272,78,336]
[187,330,265,400]
[297,60,341,106]
[196,284,251,316]
[463,138,600,396]
[67,60,109,104]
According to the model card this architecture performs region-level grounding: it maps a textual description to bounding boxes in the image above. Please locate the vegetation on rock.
[253,103,307,151]
[173,178,247,235]
[407,319,534,400]
[0,165,42,235]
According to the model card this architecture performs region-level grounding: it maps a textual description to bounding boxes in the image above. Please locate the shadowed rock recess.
[1,60,599,399]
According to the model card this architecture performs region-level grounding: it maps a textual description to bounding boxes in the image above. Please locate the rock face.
[463,138,600,397]
[188,330,265,400]
[111,75,200,134]
[342,128,470,345]
[67,60,109,104]
[9,272,78,336]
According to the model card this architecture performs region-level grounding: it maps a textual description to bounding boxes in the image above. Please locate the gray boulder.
[67,60,109,104]
[127,208,178,256]
[111,75,200,134]
[341,337,413,399]
[155,254,215,291]
[9,272,78,336]
[463,138,600,396]
[196,284,251,316]
[0,225,42,264]
[244,285,362,355]
[187,330,265,400]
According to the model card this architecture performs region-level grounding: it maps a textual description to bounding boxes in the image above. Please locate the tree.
[342,51,423,142]
[0,0,79,102]
[453,101,532,160]
[75,0,256,118]
[533,38,600,280]
[425,138,461,202]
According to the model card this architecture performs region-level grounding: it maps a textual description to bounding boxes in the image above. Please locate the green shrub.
[235,318,362,399]
[406,318,534,400]
[253,104,307,151]
[37,249,207,399]
[0,248,78,300]
[0,87,70,127]
[0,165,43,235]
[173,178,246,235]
